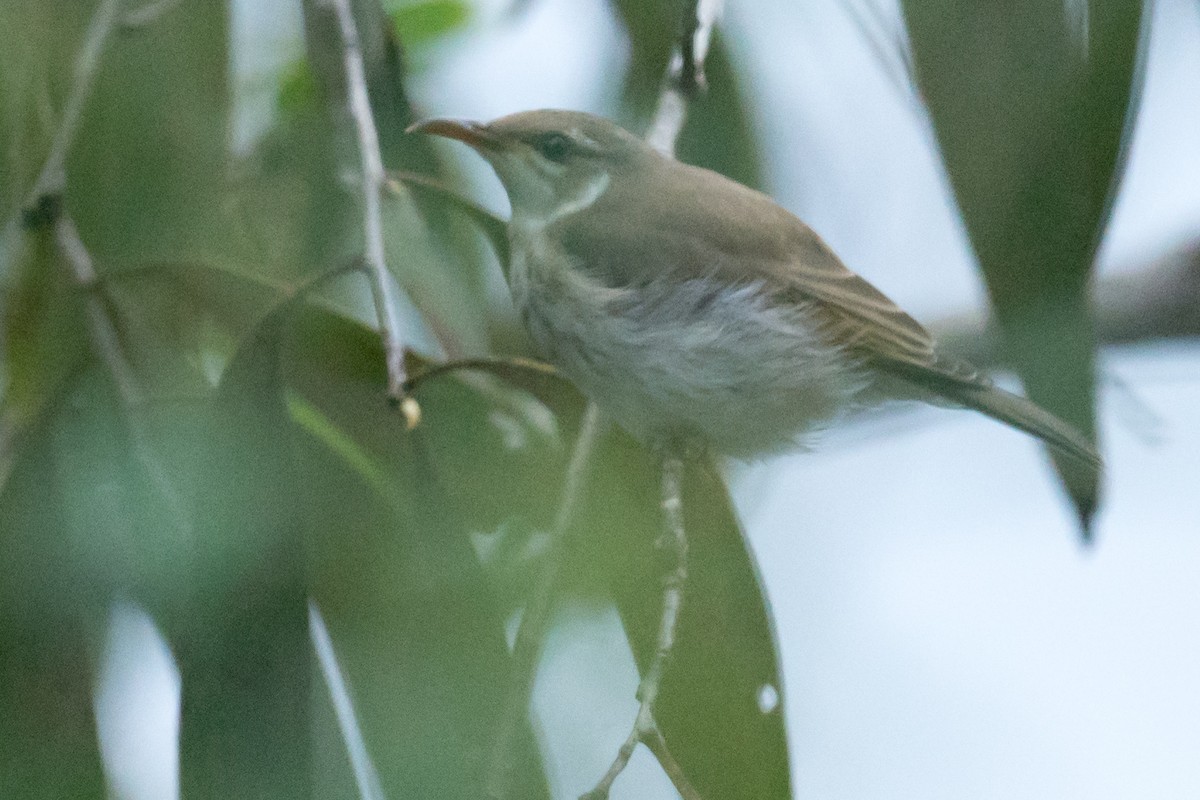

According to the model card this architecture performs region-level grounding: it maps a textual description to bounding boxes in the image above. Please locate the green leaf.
[390,0,471,46]
[172,292,309,800]
[287,306,553,799]
[901,0,1147,533]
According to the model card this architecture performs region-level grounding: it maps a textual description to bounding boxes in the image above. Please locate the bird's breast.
[506,227,868,457]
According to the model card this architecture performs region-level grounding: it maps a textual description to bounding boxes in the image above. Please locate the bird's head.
[408,110,652,223]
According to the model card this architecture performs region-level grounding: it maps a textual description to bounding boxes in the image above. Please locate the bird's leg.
[580,452,701,800]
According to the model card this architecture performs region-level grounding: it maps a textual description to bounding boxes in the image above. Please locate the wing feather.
[551,157,978,384]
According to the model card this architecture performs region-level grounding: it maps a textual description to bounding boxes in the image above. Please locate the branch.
[485,5,725,796]
[402,356,559,395]
[54,213,190,531]
[20,0,124,214]
[56,214,140,405]
[581,454,699,800]
[321,0,418,425]
[386,171,510,267]
[483,404,603,800]
[644,0,723,156]
[932,238,1200,371]
[581,6,727,797]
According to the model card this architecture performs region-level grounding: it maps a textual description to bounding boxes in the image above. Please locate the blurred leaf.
[389,0,470,46]
[171,294,309,800]
[69,0,231,267]
[0,0,92,224]
[901,0,1147,531]
[288,307,553,799]
[1,230,89,437]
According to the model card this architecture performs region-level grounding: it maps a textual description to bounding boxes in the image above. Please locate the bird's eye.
[536,133,572,163]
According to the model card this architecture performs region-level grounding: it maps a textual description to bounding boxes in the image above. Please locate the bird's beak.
[406,118,500,151]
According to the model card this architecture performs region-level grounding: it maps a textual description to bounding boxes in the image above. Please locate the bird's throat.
[512,171,611,233]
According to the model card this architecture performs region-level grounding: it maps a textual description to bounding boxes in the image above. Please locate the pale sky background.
[97,1,1200,798]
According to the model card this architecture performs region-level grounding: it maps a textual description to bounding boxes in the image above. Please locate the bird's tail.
[931,380,1100,471]
[873,356,1101,471]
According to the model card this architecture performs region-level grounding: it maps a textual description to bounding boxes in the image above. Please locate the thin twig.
[21,0,124,212]
[484,403,603,799]
[644,0,723,156]
[486,4,724,795]
[402,356,559,394]
[56,214,140,405]
[323,0,415,420]
[581,454,698,800]
[310,601,387,800]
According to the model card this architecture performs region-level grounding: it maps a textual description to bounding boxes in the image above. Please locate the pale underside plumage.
[511,230,869,456]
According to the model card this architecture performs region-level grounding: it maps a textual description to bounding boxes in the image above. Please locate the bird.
[408,110,1100,474]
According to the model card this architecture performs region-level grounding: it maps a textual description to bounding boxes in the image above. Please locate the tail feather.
[942,382,1101,471]
[873,356,1102,472]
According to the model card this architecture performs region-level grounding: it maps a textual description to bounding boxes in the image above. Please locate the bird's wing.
[552,158,980,384]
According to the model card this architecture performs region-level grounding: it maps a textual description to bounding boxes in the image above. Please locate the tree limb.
[581,454,699,800]
[318,0,418,424]
[20,0,125,214]
[933,238,1200,370]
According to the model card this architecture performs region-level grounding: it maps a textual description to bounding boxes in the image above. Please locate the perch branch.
[322,0,416,423]
[581,453,699,800]
[484,404,603,800]
[402,356,559,394]
[644,0,723,156]
[933,238,1200,369]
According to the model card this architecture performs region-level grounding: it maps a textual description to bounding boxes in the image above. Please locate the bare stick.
[579,458,694,799]
[21,0,124,212]
[644,0,724,156]
[580,454,699,800]
[402,356,559,394]
[56,214,140,405]
[487,3,725,794]
[310,601,387,800]
[484,404,603,799]
[577,3,728,795]
[322,0,415,418]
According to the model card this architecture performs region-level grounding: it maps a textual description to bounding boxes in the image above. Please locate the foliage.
[0,0,1147,798]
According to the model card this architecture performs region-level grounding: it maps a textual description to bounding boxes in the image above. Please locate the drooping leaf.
[901,0,1148,534]
[287,306,553,800]
[169,294,310,800]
